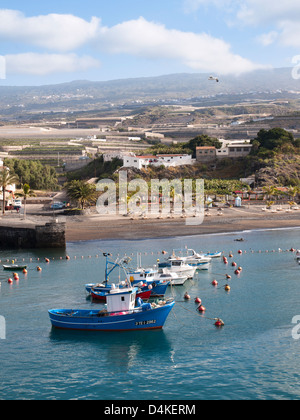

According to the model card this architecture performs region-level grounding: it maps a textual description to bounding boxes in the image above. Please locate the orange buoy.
[226,274,231,279]
[215,319,225,327]
[225,284,231,291]
[195,297,202,304]
[229,253,233,258]
[238,266,243,272]
[45,258,50,263]
[66,255,70,260]
[212,280,218,286]
[23,269,27,274]
[198,305,206,313]
[184,292,191,300]
[37,266,42,272]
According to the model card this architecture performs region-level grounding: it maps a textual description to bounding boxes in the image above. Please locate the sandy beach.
[64,205,300,242]
[0,204,299,243]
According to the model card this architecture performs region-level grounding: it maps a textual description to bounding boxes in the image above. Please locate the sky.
[0,0,300,85]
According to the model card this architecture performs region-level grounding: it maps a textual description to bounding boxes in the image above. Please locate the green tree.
[183,135,222,157]
[0,168,19,215]
[4,158,59,190]
[66,180,97,209]
[287,186,300,201]
[251,128,298,156]
[262,185,277,201]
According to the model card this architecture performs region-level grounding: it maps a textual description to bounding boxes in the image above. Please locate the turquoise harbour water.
[0,227,300,401]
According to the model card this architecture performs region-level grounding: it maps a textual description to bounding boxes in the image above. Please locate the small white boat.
[158,259,197,278]
[184,249,212,265]
[157,268,189,286]
[168,249,211,269]
[204,252,222,259]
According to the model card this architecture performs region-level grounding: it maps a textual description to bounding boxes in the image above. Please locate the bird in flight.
[208,76,219,82]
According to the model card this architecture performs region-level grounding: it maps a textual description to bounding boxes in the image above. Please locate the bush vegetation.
[4,158,59,190]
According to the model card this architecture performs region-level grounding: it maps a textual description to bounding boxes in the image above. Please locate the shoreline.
[65,206,300,242]
[0,204,299,244]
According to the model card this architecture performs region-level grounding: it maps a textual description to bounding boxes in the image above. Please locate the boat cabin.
[127,268,156,282]
[106,284,137,313]
[158,259,186,269]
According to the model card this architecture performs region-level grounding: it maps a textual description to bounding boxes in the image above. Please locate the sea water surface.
[0,228,300,400]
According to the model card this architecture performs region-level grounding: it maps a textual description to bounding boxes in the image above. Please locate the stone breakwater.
[0,222,66,249]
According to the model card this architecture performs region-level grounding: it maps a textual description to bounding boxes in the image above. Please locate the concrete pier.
[0,222,66,249]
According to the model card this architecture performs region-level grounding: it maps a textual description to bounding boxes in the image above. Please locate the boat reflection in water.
[49,328,173,371]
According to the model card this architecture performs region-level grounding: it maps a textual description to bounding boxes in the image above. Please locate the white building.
[103,152,128,162]
[216,144,252,158]
[123,154,194,170]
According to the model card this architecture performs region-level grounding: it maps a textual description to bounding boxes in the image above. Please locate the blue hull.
[86,284,111,294]
[132,281,169,297]
[49,301,175,332]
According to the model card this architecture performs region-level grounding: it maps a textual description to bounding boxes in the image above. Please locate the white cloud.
[183,0,300,23]
[236,0,300,25]
[256,31,278,47]
[5,53,100,75]
[0,9,266,76]
[183,1,300,49]
[236,1,300,47]
[0,9,100,51]
[97,17,265,75]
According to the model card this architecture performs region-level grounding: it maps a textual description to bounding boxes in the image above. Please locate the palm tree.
[0,168,19,215]
[16,184,36,219]
[287,186,300,202]
[262,185,276,201]
[66,180,97,209]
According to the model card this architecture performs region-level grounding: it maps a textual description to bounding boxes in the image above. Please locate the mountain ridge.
[0,68,299,118]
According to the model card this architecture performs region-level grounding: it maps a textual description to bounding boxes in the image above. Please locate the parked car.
[50,202,65,210]
[13,200,22,210]
[5,204,14,211]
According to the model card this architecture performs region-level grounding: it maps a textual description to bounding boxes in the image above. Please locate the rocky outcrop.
[255,155,300,186]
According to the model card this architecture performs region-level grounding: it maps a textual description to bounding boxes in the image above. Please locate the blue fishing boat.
[85,253,169,298]
[90,287,152,302]
[49,285,175,332]
[126,268,170,297]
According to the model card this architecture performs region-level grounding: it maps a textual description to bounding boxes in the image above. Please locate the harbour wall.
[0,222,66,249]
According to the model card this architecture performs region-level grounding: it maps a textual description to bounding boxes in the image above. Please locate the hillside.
[1,68,300,119]
[255,155,300,186]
